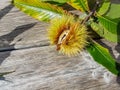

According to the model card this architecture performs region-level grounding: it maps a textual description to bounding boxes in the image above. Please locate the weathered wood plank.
[0,46,119,90]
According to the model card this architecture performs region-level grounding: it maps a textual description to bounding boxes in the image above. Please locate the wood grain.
[0,0,120,90]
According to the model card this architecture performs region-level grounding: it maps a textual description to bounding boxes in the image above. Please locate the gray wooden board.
[0,0,120,90]
[0,46,120,90]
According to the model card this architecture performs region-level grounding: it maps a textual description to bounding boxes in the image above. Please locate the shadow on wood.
[0,23,36,65]
[0,4,14,20]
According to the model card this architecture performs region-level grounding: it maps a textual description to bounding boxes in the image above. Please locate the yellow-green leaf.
[41,0,68,3]
[13,0,69,22]
[97,15,120,42]
[90,21,104,37]
[68,0,89,12]
[105,4,120,19]
[98,0,110,15]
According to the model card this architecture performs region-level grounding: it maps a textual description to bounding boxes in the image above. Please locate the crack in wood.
[0,43,50,52]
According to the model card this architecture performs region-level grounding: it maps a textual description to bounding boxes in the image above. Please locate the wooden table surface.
[0,0,120,90]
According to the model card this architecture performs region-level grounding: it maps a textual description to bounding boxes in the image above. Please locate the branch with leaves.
[12,0,120,75]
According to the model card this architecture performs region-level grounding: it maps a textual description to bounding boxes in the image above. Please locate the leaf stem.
[81,0,100,24]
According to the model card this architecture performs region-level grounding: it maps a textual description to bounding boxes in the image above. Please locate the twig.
[81,0,100,24]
